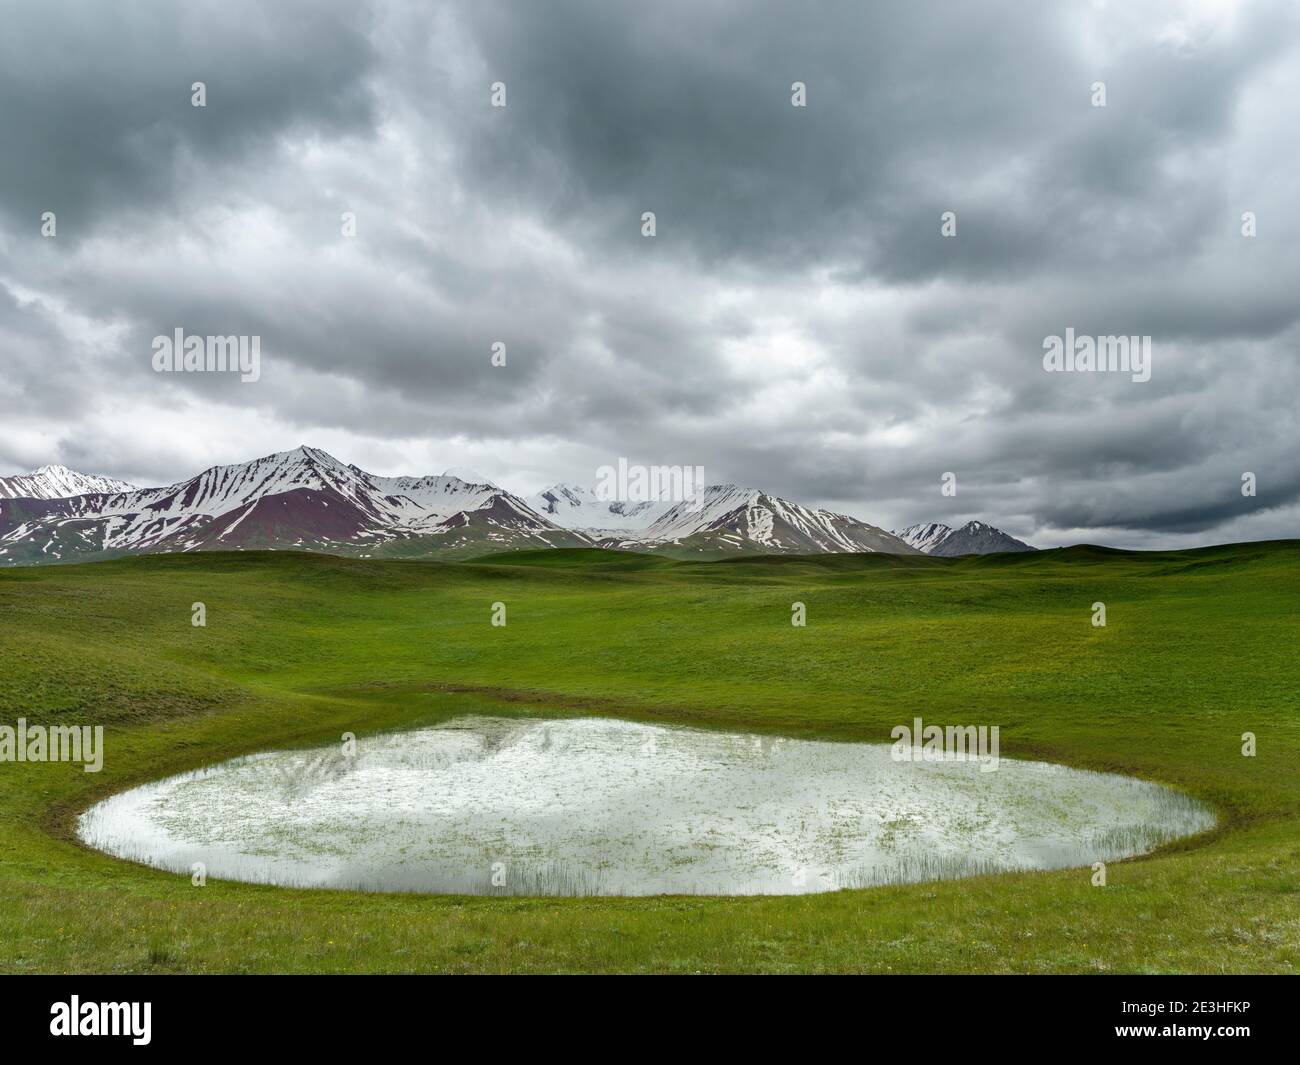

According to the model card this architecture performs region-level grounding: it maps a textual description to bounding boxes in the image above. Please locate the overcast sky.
[2,0,1297,547]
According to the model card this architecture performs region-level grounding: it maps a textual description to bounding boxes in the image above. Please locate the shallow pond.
[78,715,1214,896]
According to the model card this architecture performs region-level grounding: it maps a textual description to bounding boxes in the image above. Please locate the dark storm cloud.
[457,0,1079,274]
[456,0,1295,282]
[0,0,1298,546]
[0,0,377,235]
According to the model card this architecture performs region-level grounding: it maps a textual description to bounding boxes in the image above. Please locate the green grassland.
[0,542,1297,973]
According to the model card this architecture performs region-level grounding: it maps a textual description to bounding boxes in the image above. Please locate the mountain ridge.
[0,448,1033,565]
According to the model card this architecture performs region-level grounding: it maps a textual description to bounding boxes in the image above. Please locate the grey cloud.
[0,0,377,237]
[0,0,1297,549]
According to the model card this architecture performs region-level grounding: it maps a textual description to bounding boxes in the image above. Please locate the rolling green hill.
[0,542,1296,973]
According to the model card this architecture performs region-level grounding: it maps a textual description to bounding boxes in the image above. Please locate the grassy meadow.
[0,542,1297,973]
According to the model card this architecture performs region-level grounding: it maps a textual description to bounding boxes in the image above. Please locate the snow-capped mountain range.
[0,447,1034,565]
[527,482,938,555]
[600,484,918,556]
[895,520,1035,557]
[0,447,585,565]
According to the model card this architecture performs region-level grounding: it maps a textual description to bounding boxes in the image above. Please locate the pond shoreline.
[77,713,1216,898]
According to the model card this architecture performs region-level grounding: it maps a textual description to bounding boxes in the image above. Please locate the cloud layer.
[2,0,1297,547]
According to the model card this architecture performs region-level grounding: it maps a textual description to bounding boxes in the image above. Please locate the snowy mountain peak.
[442,466,497,488]
[632,484,916,556]
[528,482,673,533]
[277,445,349,469]
[894,520,1035,557]
[0,464,136,500]
[533,483,590,509]
[896,522,955,553]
